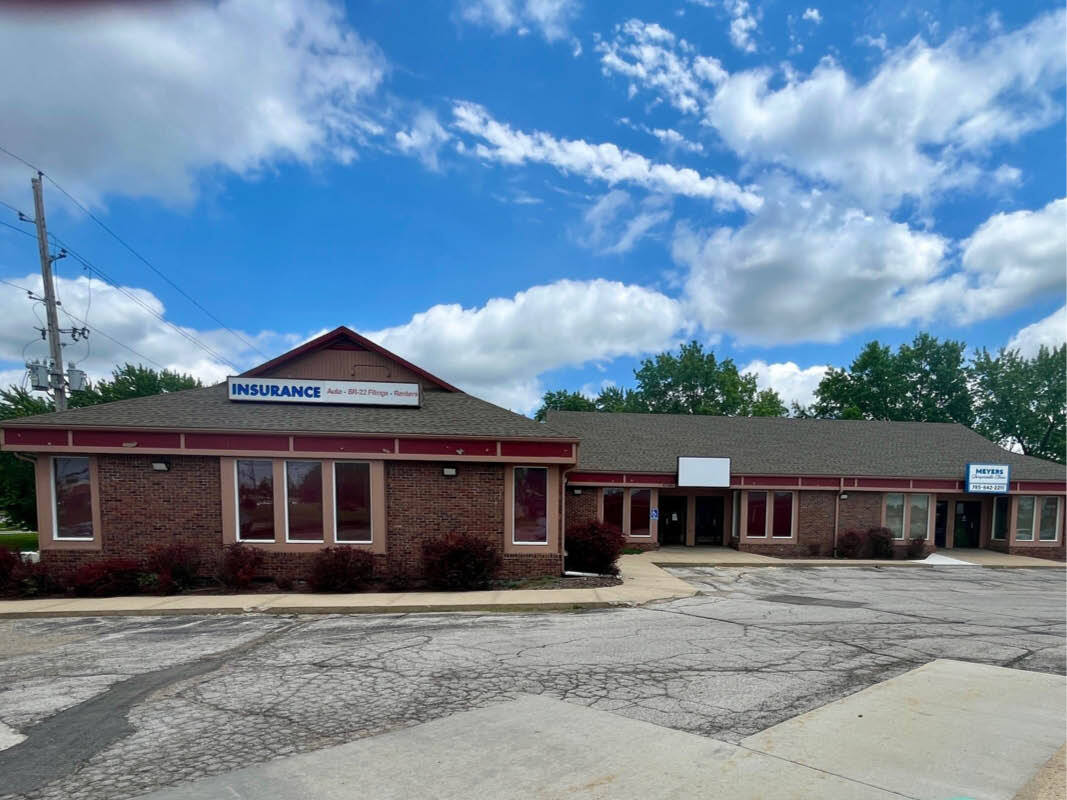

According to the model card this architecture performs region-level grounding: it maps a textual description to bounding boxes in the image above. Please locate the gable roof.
[243,326,460,392]
[546,411,1065,481]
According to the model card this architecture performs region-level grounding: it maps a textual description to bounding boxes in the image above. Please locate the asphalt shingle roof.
[4,384,575,440]
[547,411,1065,481]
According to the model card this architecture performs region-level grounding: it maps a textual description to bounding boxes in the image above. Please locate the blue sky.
[0,0,1063,414]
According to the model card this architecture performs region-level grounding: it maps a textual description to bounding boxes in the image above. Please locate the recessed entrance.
[935,501,948,548]
[694,496,724,545]
[659,496,687,546]
[953,501,982,548]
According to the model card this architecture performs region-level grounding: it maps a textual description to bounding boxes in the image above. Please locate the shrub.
[308,547,374,592]
[422,532,501,590]
[564,522,625,575]
[145,543,202,594]
[0,547,19,592]
[837,530,864,559]
[71,558,143,597]
[13,560,63,597]
[867,527,894,559]
[905,537,927,559]
[216,543,264,591]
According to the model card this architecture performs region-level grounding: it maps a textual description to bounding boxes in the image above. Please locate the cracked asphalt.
[0,566,1063,800]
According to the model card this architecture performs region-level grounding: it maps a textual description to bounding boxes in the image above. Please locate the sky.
[0,0,1063,416]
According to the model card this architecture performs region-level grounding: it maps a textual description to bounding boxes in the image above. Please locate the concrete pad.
[0,720,25,751]
[743,659,1067,800]
[134,694,901,800]
[915,553,973,565]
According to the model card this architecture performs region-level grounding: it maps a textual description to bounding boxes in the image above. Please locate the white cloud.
[858,33,888,51]
[580,190,672,254]
[364,278,686,413]
[725,0,760,53]
[742,359,828,408]
[451,101,761,211]
[1006,306,1066,356]
[802,8,822,24]
[395,111,451,171]
[707,10,1066,207]
[0,273,294,389]
[672,177,949,344]
[0,0,387,207]
[457,0,579,42]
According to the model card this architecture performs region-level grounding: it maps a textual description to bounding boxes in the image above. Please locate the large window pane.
[772,492,793,538]
[54,457,92,540]
[1015,496,1035,542]
[908,494,930,540]
[335,462,372,543]
[992,496,1010,540]
[746,491,767,537]
[885,493,905,539]
[237,460,275,541]
[286,461,323,541]
[629,489,651,536]
[603,488,624,531]
[732,491,740,539]
[514,467,548,543]
[1039,497,1060,541]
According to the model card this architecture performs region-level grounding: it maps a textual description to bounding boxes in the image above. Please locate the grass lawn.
[0,531,39,552]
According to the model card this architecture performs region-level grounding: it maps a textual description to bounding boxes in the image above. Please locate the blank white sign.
[677,457,731,487]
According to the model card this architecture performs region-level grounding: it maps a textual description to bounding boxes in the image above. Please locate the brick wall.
[565,489,597,528]
[740,491,836,558]
[838,492,883,535]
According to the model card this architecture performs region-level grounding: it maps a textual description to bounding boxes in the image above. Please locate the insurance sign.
[228,377,420,407]
[965,463,1010,494]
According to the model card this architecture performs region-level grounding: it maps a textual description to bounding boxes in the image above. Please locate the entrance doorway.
[694,496,724,545]
[935,501,948,548]
[659,496,687,546]
[953,501,982,548]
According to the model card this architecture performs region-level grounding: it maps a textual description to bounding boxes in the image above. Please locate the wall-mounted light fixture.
[572,488,583,495]
[151,458,171,472]
[839,492,848,500]
[442,467,457,477]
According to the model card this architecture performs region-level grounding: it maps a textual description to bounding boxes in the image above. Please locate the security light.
[442,467,457,477]
[151,459,171,472]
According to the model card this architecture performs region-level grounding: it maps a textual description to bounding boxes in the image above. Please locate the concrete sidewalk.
[651,545,1067,568]
[0,554,697,618]
[134,660,1066,800]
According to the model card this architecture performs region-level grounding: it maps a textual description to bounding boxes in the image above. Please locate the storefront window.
[771,492,793,537]
[991,496,1010,540]
[603,487,624,531]
[335,462,371,543]
[514,467,548,544]
[237,460,275,541]
[1014,496,1035,542]
[908,494,930,540]
[885,493,905,539]
[53,457,92,540]
[629,489,651,537]
[732,491,740,539]
[1038,497,1060,542]
[286,461,323,541]
[746,491,767,537]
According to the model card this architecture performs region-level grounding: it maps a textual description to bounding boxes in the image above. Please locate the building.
[1,326,1063,581]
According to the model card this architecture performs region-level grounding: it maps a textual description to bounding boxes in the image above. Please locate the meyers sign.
[965,463,1010,494]
[228,377,420,407]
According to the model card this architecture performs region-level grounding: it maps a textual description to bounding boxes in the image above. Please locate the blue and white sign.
[228,377,420,407]
[650,508,659,521]
[965,463,1010,494]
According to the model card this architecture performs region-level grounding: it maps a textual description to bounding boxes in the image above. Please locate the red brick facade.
[40,454,563,582]
[739,491,837,558]
[564,489,598,529]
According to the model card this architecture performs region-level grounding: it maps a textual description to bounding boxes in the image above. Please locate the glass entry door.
[953,501,982,548]
[694,496,724,545]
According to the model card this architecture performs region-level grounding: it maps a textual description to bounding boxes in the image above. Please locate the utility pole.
[30,172,67,411]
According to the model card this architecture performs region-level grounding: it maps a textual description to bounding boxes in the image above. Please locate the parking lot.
[0,566,1064,800]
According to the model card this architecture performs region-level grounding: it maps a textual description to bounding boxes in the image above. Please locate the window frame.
[1014,495,1036,542]
[628,488,652,538]
[332,460,373,544]
[283,460,325,544]
[740,490,797,541]
[908,494,931,541]
[1037,496,1062,543]
[602,487,625,532]
[51,455,94,542]
[882,493,931,542]
[770,491,795,539]
[234,459,277,543]
[991,495,1010,541]
[510,465,550,546]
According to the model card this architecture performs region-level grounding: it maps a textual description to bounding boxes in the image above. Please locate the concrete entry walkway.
[135,660,1065,800]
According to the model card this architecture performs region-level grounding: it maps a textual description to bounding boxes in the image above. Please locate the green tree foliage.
[0,364,202,530]
[970,345,1065,463]
[809,334,972,424]
[535,341,786,421]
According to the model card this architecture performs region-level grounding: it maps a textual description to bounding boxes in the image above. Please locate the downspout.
[13,452,37,466]
[832,477,843,557]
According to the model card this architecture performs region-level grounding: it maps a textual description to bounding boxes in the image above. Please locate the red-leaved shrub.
[216,543,264,591]
[838,530,864,559]
[0,547,19,593]
[906,537,927,559]
[145,543,202,594]
[12,560,63,597]
[564,522,625,575]
[867,527,894,559]
[308,547,374,592]
[422,532,501,590]
[71,558,142,597]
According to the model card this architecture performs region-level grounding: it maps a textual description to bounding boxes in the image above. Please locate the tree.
[0,364,203,529]
[534,390,596,422]
[811,334,972,424]
[970,345,1065,464]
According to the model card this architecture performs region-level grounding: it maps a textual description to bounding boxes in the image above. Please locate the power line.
[0,143,269,360]
[0,218,36,240]
[58,304,165,370]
